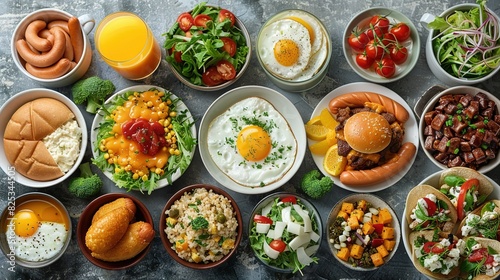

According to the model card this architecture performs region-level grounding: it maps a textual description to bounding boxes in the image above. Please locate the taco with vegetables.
[460,237,500,280]
[409,230,464,279]
[406,184,457,233]
[458,200,500,241]
[437,167,493,221]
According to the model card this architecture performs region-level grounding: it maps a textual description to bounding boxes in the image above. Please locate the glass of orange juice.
[95,12,161,80]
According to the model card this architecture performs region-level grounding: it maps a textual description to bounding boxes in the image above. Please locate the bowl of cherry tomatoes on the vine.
[343,7,420,83]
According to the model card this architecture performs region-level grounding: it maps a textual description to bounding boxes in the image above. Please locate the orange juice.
[95,12,161,80]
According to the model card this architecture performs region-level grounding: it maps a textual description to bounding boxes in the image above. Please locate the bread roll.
[3,98,75,180]
[91,198,137,224]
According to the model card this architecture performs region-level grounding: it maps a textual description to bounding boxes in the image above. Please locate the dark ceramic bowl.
[159,184,243,269]
[76,193,153,270]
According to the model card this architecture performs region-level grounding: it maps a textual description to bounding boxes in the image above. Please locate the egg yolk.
[236,125,272,161]
[13,210,39,237]
[274,39,300,66]
[288,16,315,44]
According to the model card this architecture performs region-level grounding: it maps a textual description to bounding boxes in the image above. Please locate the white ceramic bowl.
[402,171,500,274]
[90,85,196,192]
[11,8,95,88]
[326,193,400,271]
[420,4,500,86]
[309,82,419,192]
[165,8,251,91]
[198,85,306,194]
[343,7,420,83]
[0,192,72,268]
[256,9,332,92]
[419,86,500,173]
[0,88,87,187]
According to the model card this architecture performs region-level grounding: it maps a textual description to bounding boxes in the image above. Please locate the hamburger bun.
[3,98,75,181]
[344,111,392,154]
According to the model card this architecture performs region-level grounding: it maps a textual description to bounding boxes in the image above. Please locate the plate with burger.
[307,82,418,192]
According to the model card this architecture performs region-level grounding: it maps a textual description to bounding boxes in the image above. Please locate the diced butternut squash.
[222,239,235,250]
[191,250,202,263]
[347,215,359,230]
[175,239,188,252]
[166,217,177,226]
[350,244,363,259]
[371,214,380,224]
[384,240,396,251]
[351,209,364,221]
[341,202,354,214]
[337,247,350,261]
[362,221,375,235]
[381,227,395,240]
[378,208,393,225]
[376,245,389,258]
[357,199,368,211]
[337,210,349,221]
[371,252,384,267]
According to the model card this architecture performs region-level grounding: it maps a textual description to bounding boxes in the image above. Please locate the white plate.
[198,85,306,194]
[309,82,418,192]
[401,171,500,278]
[90,85,196,191]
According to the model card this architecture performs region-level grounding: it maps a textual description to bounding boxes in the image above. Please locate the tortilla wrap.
[457,200,500,240]
[462,237,500,280]
[438,167,494,201]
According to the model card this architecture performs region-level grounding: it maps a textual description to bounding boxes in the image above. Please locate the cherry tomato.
[347,29,369,53]
[382,33,397,47]
[269,240,287,253]
[390,23,411,42]
[389,44,408,65]
[375,58,396,78]
[365,39,385,60]
[177,12,194,32]
[423,197,437,216]
[202,66,225,86]
[281,196,297,204]
[171,46,183,63]
[355,51,375,69]
[216,59,236,80]
[457,179,480,220]
[218,9,236,26]
[220,37,237,57]
[253,214,273,224]
[369,15,390,34]
[365,26,384,40]
[194,14,211,28]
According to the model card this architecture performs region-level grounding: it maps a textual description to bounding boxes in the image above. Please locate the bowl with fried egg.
[198,85,306,194]
[256,9,332,92]
[0,192,71,268]
[343,7,420,83]
[0,88,87,188]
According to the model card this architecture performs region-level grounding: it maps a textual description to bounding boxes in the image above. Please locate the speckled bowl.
[159,184,243,269]
[0,192,72,268]
[326,193,400,271]
[76,193,154,270]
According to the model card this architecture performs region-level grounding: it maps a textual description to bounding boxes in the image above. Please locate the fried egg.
[207,97,297,187]
[258,11,329,81]
[5,201,69,262]
[258,19,312,79]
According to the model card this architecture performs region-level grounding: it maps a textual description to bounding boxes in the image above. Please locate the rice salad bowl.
[160,185,242,269]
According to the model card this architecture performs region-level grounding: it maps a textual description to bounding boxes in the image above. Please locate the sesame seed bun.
[344,111,392,154]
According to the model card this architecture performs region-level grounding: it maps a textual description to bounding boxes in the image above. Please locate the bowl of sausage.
[419,85,500,173]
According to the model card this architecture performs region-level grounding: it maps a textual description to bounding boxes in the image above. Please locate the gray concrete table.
[1,0,499,279]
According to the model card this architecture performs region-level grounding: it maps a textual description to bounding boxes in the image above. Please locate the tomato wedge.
[254,214,273,224]
[423,197,437,216]
[202,66,225,86]
[218,9,236,26]
[177,12,194,32]
[281,196,297,204]
[194,14,211,28]
[216,59,236,80]
[423,242,446,254]
[269,240,286,253]
[220,37,237,57]
[468,247,494,264]
[457,178,480,220]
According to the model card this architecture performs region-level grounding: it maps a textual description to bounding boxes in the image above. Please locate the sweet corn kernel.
[141,174,148,181]
[132,173,139,180]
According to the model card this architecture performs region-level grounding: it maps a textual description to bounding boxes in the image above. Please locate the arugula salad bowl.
[248,192,322,274]
[90,85,197,194]
[159,184,243,269]
[163,3,251,91]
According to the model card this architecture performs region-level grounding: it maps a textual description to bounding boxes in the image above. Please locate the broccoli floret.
[71,76,115,114]
[300,169,333,199]
[68,162,103,199]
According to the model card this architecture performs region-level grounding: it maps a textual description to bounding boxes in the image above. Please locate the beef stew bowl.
[419,86,500,173]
